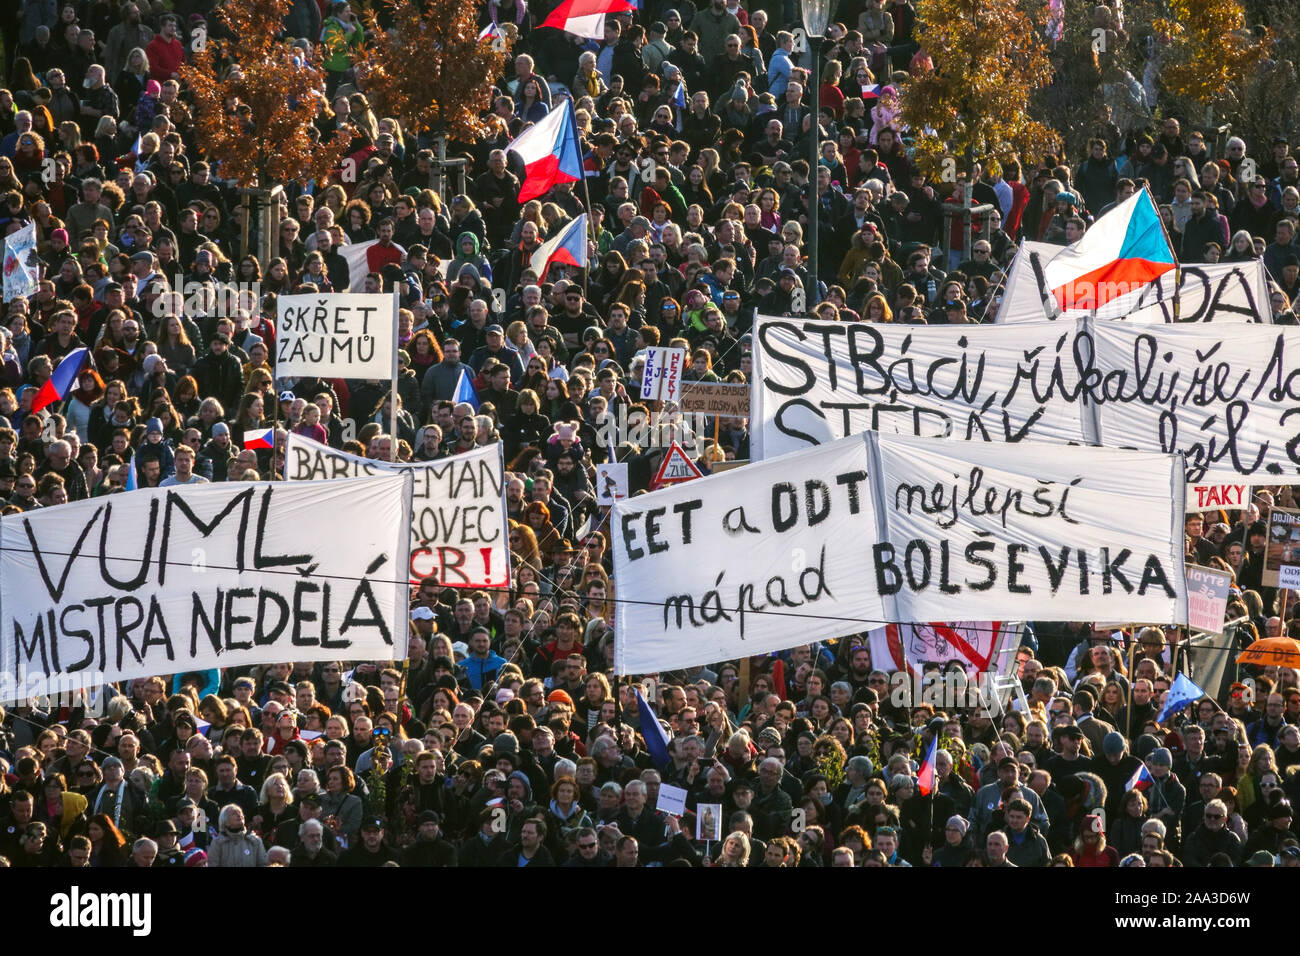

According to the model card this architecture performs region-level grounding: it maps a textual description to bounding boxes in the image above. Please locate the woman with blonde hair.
[716,830,752,866]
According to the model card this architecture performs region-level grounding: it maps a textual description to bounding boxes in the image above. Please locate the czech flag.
[541,0,633,39]
[1042,188,1175,313]
[1126,763,1155,793]
[479,22,501,40]
[861,83,881,100]
[124,456,138,491]
[672,80,687,130]
[916,733,938,796]
[243,427,274,449]
[529,213,588,278]
[32,347,90,413]
[509,102,584,203]
[454,368,481,411]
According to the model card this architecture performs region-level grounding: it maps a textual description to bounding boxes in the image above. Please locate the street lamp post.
[801,0,836,310]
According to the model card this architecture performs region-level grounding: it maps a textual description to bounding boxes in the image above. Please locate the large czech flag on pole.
[541,0,634,39]
[530,213,589,278]
[1041,188,1175,314]
[510,102,585,203]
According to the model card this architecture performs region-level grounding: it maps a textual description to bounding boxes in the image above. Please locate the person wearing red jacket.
[1003,158,1032,240]
[146,15,186,83]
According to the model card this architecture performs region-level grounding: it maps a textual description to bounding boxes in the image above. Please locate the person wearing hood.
[207,804,269,868]
[448,231,494,283]
[132,416,176,479]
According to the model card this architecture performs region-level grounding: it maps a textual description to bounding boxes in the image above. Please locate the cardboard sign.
[276,292,397,379]
[641,347,686,403]
[650,441,704,490]
[680,382,751,419]
[656,783,689,817]
[595,463,629,506]
[1187,483,1249,513]
[1186,564,1234,636]
[1263,507,1300,588]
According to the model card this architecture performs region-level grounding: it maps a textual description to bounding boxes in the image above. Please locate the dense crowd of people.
[1,0,1299,869]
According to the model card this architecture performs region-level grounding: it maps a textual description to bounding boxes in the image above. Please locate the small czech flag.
[243,428,274,450]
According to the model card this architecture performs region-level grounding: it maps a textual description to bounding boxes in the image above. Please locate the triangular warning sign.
[650,441,704,490]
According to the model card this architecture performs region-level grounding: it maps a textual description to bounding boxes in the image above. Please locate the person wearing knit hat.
[932,814,973,867]
[548,689,575,707]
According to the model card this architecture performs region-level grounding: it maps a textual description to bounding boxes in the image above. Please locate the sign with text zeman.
[277,293,396,379]
[0,476,413,701]
[285,434,509,589]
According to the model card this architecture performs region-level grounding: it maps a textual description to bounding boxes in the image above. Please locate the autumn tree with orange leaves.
[358,0,511,143]
[900,0,1061,180]
[178,0,349,189]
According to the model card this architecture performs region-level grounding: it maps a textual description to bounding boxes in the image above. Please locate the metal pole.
[389,289,400,462]
[808,35,821,310]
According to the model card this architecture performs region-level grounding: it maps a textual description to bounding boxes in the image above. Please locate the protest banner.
[1187,483,1249,513]
[1262,507,1300,588]
[1185,564,1234,636]
[0,475,413,701]
[612,435,888,674]
[3,221,39,302]
[595,463,628,506]
[276,292,397,380]
[641,346,686,402]
[750,316,1091,459]
[614,432,1187,674]
[284,434,509,589]
[1088,321,1300,483]
[679,382,751,418]
[873,433,1186,625]
[997,241,1270,324]
[866,621,1020,676]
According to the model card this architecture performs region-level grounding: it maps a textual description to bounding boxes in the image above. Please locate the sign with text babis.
[276,293,396,379]
[0,476,412,701]
[285,434,509,589]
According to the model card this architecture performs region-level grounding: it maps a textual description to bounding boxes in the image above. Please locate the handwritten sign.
[276,292,396,379]
[0,476,413,701]
[613,432,1187,674]
[1186,564,1234,636]
[1187,483,1248,512]
[680,382,751,419]
[750,317,1089,460]
[998,242,1271,324]
[285,434,509,589]
[641,347,686,403]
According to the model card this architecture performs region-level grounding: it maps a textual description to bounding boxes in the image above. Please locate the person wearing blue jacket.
[459,627,508,692]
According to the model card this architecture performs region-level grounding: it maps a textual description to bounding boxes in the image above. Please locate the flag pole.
[1146,184,1181,321]
[390,289,400,462]
[571,98,593,300]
